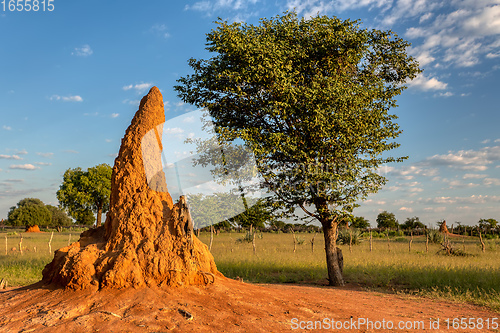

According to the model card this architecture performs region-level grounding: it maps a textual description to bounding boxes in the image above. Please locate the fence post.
[209,225,214,251]
[479,231,486,253]
[310,233,316,254]
[48,231,54,254]
[19,235,23,255]
[291,228,297,253]
[409,231,413,253]
[349,230,352,253]
[425,232,429,253]
[386,231,390,253]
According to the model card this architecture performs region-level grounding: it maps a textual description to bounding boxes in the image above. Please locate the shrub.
[427,229,443,244]
[337,228,360,245]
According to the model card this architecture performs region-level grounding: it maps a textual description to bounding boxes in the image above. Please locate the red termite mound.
[439,220,450,234]
[25,225,41,232]
[42,86,219,290]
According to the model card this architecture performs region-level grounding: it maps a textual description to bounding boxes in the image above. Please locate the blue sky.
[0,0,499,227]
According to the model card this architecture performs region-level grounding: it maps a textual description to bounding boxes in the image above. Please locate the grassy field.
[0,229,499,312]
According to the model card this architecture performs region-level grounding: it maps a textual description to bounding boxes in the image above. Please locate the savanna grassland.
[1,228,499,312]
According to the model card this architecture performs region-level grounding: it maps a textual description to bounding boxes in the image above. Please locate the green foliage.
[478,218,498,229]
[230,198,279,229]
[401,216,425,230]
[337,228,360,245]
[350,216,370,229]
[175,11,421,227]
[45,205,72,227]
[57,163,112,226]
[7,198,52,227]
[427,229,443,244]
[376,211,399,229]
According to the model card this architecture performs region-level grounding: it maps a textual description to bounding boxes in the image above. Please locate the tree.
[478,218,498,230]
[57,163,112,227]
[401,216,425,230]
[7,198,52,227]
[376,211,399,229]
[46,205,73,227]
[175,12,420,285]
[229,198,279,229]
[350,216,370,229]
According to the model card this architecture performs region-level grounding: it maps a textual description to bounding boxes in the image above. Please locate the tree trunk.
[96,202,103,228]
[322,221,345,286]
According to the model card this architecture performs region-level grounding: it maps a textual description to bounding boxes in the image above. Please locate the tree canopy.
[46,205,72,227]
[7,198,52,227]
[376,211,399,229]
[400,216,425,230]
[57,163,112,226]
[478,218,498,229]
[350,216,370,229]
[175,12,420,285]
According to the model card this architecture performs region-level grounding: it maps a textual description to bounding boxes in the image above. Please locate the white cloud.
[386,165,439,178]
[63,150,79,154]
[463,173,487,179]
[15,149,28,155]
[486,52,500,58]
[481,139,491,144]
[123,82,153,94]
[164,127,185,135]
[435,91,454,97]
[420,12,433,23]
[111,113,119,118]
[150,24,171,38]
[72,44,93,57]
[122,99,141,106]
[399,207,413,213]
[4,179,24,183]
[447,179,479,188]
[462,5,500,36]
[483,177,500,186]
[9,164,39,170]
[2,125,12,130]
[36,152,54,158]
[0,154,22,160]
[407,74,448,91]
[182,116,196,123]
[414,50,436,66]
[50,95,83,102]
[425,146,500,170]
[35,162,52,166]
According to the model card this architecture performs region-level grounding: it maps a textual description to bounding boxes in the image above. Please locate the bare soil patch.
[0,277,498,332]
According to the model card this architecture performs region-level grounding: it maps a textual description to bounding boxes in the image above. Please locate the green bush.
[337,228,360,245]
[427,229,443,244]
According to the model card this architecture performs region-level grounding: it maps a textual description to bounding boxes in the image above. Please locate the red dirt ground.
[0,277,498,332]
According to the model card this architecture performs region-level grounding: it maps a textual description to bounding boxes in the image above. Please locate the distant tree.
[376,211,398,229]
[478,218,498,230]
[229,198,278,229]
[7,198,52,227]
[57,163,112,227]
[401,216,425,230]
[45,205,73,227]
[350,216,370,229]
